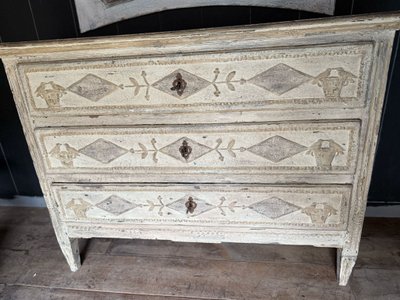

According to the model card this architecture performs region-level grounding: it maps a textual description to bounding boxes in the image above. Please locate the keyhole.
[179,140,192,161]
[171,73,187,96]
[185,197,197,214]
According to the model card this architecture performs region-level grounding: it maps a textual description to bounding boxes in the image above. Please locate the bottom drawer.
[53,184,350,231]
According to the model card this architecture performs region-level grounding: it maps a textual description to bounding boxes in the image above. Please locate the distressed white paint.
[1,13,400,286]
[74,0,336,32]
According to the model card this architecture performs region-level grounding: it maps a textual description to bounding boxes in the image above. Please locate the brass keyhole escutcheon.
[170,72,187,96]
[185,197,197,214]
[179,140,192,161]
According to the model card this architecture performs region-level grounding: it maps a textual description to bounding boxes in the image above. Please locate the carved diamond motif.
[159,137,213,163]
[96,195,137,215]
[247,135,307,162]
[167,196,215,217]
[79,138,128,163]
[152,69,210,99]
[67,74,119,101]
[249,63,312,95]
[249,197,301,219]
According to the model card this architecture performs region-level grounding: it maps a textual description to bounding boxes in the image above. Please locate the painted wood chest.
[1,13,399,285]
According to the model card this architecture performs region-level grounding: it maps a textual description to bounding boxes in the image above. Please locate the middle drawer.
[37,121,360,177]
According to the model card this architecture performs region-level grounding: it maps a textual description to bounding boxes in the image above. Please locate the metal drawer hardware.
[179,140,192,160]
[170,72,187,96]
[185,197,197,214]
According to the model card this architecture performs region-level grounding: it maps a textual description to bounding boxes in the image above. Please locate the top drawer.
[19,42,373,118]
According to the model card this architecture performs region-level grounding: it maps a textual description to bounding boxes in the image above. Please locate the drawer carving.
[22,43,372,116]
[54,184,350,230]
[38,121,359,174]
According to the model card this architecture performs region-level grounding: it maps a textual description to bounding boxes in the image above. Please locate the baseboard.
[365,205,400,218]
[0,196,46,207]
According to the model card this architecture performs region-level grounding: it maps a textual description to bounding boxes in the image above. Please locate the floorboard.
[0,207,398,299]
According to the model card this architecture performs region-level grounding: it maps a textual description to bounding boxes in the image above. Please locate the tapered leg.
[50,211,81,271]
[43,194,81,271]
[337,248,357,286]
[58,236,81,271]
[44,201,81,270]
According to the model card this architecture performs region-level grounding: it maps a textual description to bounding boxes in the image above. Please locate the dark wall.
[0,0,399,205]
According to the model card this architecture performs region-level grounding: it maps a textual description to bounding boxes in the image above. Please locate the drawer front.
[53,184,351,230]
[22,43,372,117]
[37,121,360,175]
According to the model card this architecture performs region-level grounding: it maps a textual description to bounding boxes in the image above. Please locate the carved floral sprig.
[146,196,165,216]
[214,138,224,161]
[226,139,237,158]
[128,71,151,100]
[135,138,159,163]
[216,197,241,216]
[211,69,246,97]
[225,71,236,91]
[212,68,221,96]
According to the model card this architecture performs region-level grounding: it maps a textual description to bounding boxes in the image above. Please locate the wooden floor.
[0,207,399,299]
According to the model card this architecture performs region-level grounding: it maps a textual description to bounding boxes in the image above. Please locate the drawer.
[37,121,360,176]
[53,184,351,231]
[21,42,372,119]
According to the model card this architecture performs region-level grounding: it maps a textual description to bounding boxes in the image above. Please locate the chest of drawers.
[1,13,399,286]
